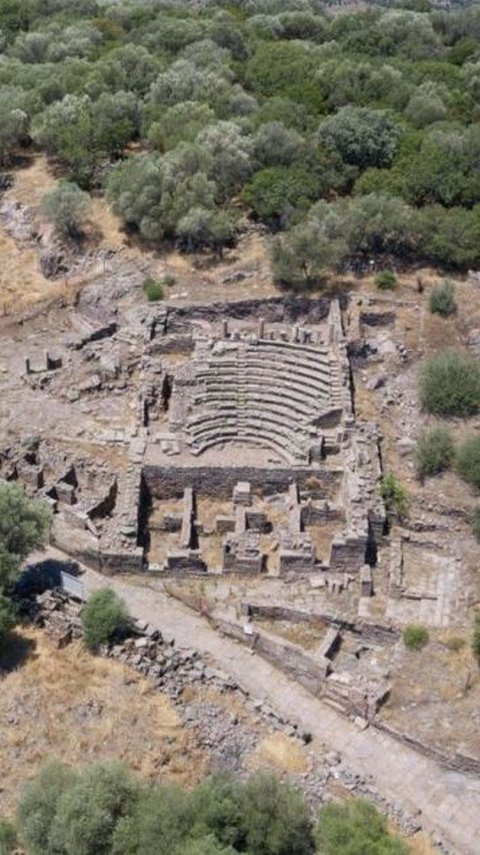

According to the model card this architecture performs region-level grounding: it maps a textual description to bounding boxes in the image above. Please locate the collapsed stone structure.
[137,298,385,579]
[1,295,386,582]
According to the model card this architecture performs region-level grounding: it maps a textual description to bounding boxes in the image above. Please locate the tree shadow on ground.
[0,632,37,676]
[15,557,80,597]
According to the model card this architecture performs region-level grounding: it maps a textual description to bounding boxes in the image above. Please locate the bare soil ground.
[0,154,278,318]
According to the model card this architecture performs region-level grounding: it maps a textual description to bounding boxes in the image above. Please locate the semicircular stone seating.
[185,338,344,462]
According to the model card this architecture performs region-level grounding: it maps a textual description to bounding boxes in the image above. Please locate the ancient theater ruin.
[137,299,385,579]
[5,278,480,736]
[0,294,386,581]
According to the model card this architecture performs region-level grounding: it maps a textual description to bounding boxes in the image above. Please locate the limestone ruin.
[1,279,478,755]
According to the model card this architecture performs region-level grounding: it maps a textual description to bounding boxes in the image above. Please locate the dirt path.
[83,567,480,855]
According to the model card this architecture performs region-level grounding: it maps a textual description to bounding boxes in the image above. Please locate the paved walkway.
[84,568,480,854]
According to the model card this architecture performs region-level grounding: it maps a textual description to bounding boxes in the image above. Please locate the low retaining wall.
[211,611,329,696]
[373,719,480,778]
[242,602,400,646]
[211,609,389,722]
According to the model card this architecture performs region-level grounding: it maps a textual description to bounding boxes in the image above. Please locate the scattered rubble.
[23,587,436,844]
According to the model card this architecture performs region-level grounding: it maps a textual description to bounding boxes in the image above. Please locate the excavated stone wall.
[143,464,342,501]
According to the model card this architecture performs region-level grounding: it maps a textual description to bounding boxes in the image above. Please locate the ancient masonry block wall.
[166,295,336,332]
[212,610,330,696]
[327,425,386,573]
[143,464,342,501]
[242,602,400,646]
[388,539,404,599]
[212,609,389,723]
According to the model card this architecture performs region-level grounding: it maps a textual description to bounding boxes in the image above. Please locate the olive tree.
[41,181,90,238]
[32,94,97,181]
[252,121,303,168]
[405,82,448,129]
[195,121,254,199]
[147,101,215,152]
[181,38,231,69]
[0,86,29,164]
[91,90,140,156]
[242,772,314,855]
[16,761,76,855]
[317,106,402,169]
[148,60,231,112]
[49,762,139,855]
[177,206,235,255]
[106,147,216,242]
[0,481,50,591]
[374,9,443,60]
[315,799,407,854]
[271,203,347,288]
[112,784,193,855]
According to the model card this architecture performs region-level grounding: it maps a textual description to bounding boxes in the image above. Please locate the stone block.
[233,481,251,506]
[215,515,235,534]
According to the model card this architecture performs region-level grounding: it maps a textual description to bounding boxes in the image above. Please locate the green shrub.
[176,836,237,855]
[19,764,315,855]
[403,624,429,650]
[188,773,246,850]
[163,274,177,288]
[142,278,164,302]
[241,772,314,855]
[375,270,396,290]
[18,761,139,855]
[414,427,454,479]
[0,818,17,854]
[472,614,480,660]
[380,473,408,520]
[81,588,131,652]
[429,280,456,317]
[456,436,480,488]
[471,506,480,541]
[113,783,193,855]
[315,799,407,855]
[419,351,480,417]
[17,761,76,855]
[0,481,51,590]
[49,762,139,855]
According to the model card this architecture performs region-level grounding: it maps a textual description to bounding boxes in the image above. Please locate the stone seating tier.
[196,363,333,403]
[187,399,322,432]
[184,338,344,461]
[197,352,334,386]
[195,378,343,414]
[201,342,334,371]
[193,389,317,419]
[187,411,310,449]
[186,428,308,462]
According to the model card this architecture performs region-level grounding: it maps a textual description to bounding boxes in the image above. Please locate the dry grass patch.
[0,230,53,311]
[247,732,309,775]
[10,154,57,207]
[0,627,207,816]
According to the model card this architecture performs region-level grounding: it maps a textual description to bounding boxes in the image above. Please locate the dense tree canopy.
[15,762,405,855]
[2,0,480,268]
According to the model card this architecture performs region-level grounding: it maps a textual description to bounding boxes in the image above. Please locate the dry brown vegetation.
[0,627,207,817]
